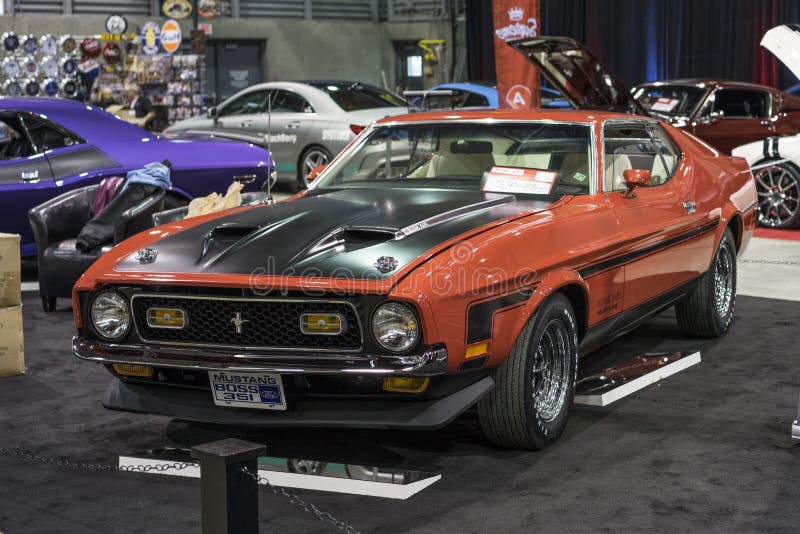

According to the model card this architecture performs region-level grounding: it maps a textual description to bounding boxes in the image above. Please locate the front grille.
[131,294,362,351]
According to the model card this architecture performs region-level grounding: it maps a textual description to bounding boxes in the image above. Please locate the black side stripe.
[773,136,780,159]
[763,137,770,160]
[466,286,536,344]
[578,218,720,278]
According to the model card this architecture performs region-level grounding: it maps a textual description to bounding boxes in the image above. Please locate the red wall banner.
[493,1,541,109]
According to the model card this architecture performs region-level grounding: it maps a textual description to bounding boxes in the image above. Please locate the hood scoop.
[201,223,263,259]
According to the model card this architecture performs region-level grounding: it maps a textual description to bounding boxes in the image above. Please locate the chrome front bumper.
[793,420,800,442]
[72,337,449,376]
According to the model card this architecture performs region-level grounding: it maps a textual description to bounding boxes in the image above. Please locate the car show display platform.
[1,292,798,533]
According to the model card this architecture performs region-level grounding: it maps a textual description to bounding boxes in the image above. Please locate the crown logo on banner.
[508,6,524,21]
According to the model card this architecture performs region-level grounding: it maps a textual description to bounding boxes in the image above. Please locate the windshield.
[312,82,406,111]
[314,122,593,195]
[632,85,707,118]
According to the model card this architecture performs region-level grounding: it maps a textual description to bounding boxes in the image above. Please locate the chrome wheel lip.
[714,242,734,318]
[531,317,570,423]
[755,165,800,228]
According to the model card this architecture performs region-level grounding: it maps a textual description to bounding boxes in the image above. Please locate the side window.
[0,116,34,160]
[462,91,490,108]
[603,122,679,191]
[219,90,269,117]
[711,89,770,119]
[22,115,81,153]
[271,90,313,113]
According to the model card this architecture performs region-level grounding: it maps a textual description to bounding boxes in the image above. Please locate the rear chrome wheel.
[478,293,578,450]
[676,227,737,338]
[755,163,800,228]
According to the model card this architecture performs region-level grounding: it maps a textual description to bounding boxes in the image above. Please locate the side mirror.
[622,168,652,198]
[307,164,327,184]
[206,107,218,119]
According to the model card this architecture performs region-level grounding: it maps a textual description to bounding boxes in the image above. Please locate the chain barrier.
[242,465,361,534]
[0,447,361,534]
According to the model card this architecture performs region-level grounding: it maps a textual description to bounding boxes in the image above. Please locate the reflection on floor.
[119,448,441,499]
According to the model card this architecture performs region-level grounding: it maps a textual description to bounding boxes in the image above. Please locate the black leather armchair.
[28,185,166,311]
[152,191,270,226]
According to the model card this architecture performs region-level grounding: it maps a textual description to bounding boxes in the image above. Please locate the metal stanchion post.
[793,392,800,441]
[191,438,267,534]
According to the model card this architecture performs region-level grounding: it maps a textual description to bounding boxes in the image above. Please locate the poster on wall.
[492,1,540,109]
[140,21,162,55]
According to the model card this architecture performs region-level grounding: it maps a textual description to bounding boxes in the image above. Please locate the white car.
[732,24,800,228]
[167,80,408,188]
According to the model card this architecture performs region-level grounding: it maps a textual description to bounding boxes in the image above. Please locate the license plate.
[208,371,287,411]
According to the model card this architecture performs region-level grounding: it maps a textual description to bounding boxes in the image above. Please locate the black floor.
[0,293,798,533]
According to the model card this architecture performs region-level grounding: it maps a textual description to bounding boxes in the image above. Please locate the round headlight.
[90,291,131,340]
[371,302,420,352]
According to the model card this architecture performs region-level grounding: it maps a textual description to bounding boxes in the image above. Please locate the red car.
[512,36,800,154]
[71,107,756,450]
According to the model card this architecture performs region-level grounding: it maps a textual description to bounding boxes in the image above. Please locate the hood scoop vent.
[201,223,263,259]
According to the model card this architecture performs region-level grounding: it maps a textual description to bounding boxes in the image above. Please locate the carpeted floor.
[0,292,798,533]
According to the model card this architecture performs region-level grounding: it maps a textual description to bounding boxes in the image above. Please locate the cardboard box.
[0,305,24,377]
[0,233,21,308]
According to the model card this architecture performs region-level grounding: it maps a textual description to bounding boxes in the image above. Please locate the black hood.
[509,36,645,115]
[116,188,560,279]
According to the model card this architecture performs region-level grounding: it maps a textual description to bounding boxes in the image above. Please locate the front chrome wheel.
[755,164,800,228]
[531,318,571,423]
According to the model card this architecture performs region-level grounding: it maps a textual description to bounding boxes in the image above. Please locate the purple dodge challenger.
[0,97,273,256]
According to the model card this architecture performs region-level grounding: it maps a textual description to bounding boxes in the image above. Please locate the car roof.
[0,96,149,141]
[634,79,778,91]
[375,108,636,124]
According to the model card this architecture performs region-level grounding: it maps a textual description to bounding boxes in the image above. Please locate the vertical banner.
[493,1,541,109]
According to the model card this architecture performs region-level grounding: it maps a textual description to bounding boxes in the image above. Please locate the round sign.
[22,58,39,77]
[505,85,532,110]
[22,35,38,54]
[77,58,100,80]
[163,0,192,19]
[61,79,78,97]
[198,0,219,19]
[4,80,22,96]
[41,56,58,77]
[2,32,19,52]
[2,58,20,79]
[102,42,122,64]
[40,35,58,55]
[161,19,182,54]
[80,37,101,58]
[60,36,77,54]
[62,57,78,75]
[140,21,162,55]
[105,13,128,35]
[44,79,59,97]
[24,79,40,97]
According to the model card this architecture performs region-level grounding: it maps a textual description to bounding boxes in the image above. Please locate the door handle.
[21,170,39,183]
[286,121,302,129]
[240,120,255,127]
[683,200,696,214]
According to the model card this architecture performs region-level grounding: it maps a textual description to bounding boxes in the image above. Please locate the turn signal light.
[300,313,343,335]
[112,364,154,378]
[350,124,365,135]
[465,341,489,359]
[146,307,186,329]
[382,377,430,393]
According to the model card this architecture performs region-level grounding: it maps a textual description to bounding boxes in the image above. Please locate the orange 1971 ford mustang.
[71,108,756,450]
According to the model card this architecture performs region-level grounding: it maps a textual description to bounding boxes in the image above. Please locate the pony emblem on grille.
[374,256,399,273]
[230,312,249,334]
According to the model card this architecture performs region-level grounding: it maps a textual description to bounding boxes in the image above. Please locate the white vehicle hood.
[761,24,800,80]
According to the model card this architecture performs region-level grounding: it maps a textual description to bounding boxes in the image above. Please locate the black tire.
[297,145,332,189]
[753,160,800,228]
[675,227,737,338]
[477,293,578,450]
